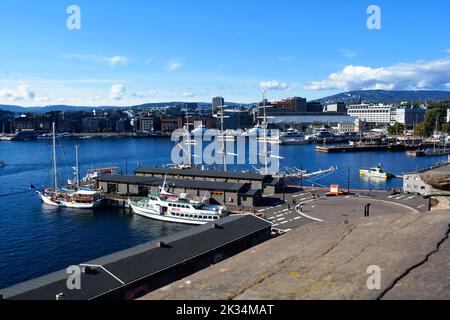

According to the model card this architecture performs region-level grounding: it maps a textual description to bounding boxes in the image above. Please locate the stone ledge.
[141,210,450,300]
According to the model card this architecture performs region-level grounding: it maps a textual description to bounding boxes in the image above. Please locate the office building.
[347,103,397,125]
[395,106,427,127]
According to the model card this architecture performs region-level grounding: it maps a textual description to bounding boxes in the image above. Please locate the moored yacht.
[36,123,104,209]
[129,180,228,225]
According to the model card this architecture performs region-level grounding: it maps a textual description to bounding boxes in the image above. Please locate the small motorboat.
[360,164,393,180]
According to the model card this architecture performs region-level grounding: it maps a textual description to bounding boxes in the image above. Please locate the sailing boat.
[36,123,104,209]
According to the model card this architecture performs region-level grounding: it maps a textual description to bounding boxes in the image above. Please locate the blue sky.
[1,0,450,106]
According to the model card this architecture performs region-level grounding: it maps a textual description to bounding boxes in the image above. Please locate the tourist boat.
[36,123,104,209]
[38,189,104,209]
[359,164,393,180]
[0,160,5,168]
[129,179,228,225]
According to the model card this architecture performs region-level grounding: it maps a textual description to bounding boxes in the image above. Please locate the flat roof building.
[1,215,272,300]
[96,174,264,207]
[134,166,283,194]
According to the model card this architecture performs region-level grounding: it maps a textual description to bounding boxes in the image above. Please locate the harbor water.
[0,137,447,288]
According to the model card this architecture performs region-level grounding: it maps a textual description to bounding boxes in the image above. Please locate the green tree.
[414,122,432,137]
[387,122,405,135]
[442,123,450,135]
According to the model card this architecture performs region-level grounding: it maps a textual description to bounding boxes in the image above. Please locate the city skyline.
[1,0,450,107]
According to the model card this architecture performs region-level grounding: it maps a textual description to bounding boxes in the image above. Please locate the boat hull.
[129,203,209,225]
[359,170,391,180]
[37,192,103,209]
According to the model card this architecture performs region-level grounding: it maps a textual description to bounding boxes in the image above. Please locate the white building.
[447,108,450,123]
[336,118,362,133]
[395,106,427,127]
[347,103,397,126]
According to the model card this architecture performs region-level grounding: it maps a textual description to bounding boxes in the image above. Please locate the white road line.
[284,229,292,232]
[296,209,323,222]
[280,221,288,225]
[282,209,289,212]
[388,195,395,199]
[273,223,280,226]
[293,217,301,220]
[417,204,425,209]
[276,214,284,218]
[277,218,286,221]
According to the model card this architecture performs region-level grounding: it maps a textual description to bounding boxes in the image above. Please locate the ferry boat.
[37,123,104,209]
[129,181,228,225]
[359,164,393,180]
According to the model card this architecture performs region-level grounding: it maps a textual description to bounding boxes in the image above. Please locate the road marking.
[273,223,279,226]
[276,214,284,218]
[296,208,324,222]
[284,229,292,232]
[417,204,425,209]
[282,209,289,212]
[280,221,288,225]
[293,217,301,220]
[388,195,395,199]
[277,218,286,221]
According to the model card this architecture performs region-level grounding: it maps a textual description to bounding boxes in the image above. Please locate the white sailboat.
[36,123,104,209]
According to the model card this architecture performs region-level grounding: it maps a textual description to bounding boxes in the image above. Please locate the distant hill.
[0,104,106,113]
[0,101,250,113]
[313,90,450,105]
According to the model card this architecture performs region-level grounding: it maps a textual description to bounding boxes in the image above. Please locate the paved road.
[258,188,427,232]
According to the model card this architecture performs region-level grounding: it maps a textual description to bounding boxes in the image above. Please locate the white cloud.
[65,54,129,68]
[260,80,292,91]
[132,90,158,99]
[340,49,358,59]
[145,58,154,65]
[183,92,196,98]
[35,95,50,103]
[445,49,450,54]
[109,84,127,100]
[304,57,450,91]
[106,55,128,67]
[167,59,183,71]
[0,84,36,101]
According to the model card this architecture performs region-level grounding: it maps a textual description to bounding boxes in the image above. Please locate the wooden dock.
[316,143,441,153]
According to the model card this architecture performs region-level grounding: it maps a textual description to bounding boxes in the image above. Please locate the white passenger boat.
[359,164,393,180]
[129,181,228,225]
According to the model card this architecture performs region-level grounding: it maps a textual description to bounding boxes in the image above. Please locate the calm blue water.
[0,137,446,288]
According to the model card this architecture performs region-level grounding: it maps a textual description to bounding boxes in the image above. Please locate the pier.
[315,143,441,153]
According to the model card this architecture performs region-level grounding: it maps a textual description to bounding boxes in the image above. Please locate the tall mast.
[220,103,227,172]
[262,90,268,175]
[185,107,192,168]
[75,145,80,189]
[52,122,58,192]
